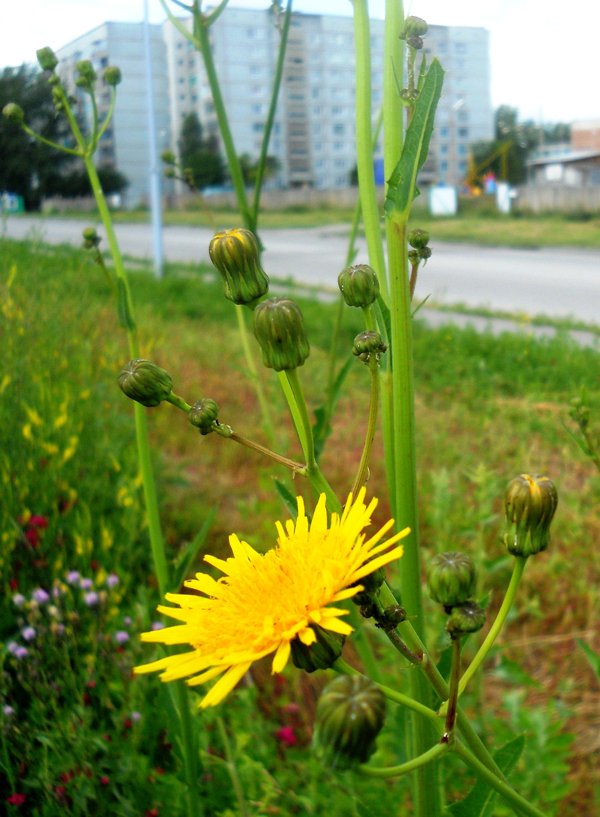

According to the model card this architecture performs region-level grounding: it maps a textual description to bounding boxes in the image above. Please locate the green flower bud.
[338,263,380,308]
[352,330,387,364]
[188,398,219,435]
[2,103,25,126]
[314,674,386,768]
[103,66,122,87]
[161,150,177,165]
[503,474,558,557]
[82,226,101,249]
[75,60,97,90]
[407,35,424,50]
[376,604,407,631]
[351,567,385,607]
[118,359,173,407]
[427,551,477,609]
[403,16,428,38]
[419,246,432,261]
[290,625,344,673]
[446,601,486,637]
[253,297,310,371]
[408,228,430,250]
[36,47,58,72]
[209,227,269,305]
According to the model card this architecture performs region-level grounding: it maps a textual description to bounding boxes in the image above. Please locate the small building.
[527,150,600,187]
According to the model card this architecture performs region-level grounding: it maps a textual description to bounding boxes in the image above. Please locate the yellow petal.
[271,640,291,674]
[199,662,252,708]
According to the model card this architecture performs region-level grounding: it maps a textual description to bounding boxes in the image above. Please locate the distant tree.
[59,167,129,197]
[178,111,225,190]
[0,65,73,209]
[470,105,571,186]
[239,152,280,186]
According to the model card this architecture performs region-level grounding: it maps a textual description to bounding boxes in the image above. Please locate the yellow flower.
[135,489,408,708]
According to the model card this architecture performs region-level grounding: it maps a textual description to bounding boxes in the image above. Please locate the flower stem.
[216,717,249,817]
[457,556,527,699]
[351,354,380,496]
[361,741,450,778]
[444,637,462,736]
[236,305,276,445]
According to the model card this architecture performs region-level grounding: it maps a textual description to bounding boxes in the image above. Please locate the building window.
[458,127,469,138]
[253,122,264,133]
[333,124,345,135]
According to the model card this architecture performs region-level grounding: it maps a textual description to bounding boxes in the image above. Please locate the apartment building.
[57,9,492,204]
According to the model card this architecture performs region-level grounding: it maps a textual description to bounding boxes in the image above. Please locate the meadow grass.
[1,237,599,815]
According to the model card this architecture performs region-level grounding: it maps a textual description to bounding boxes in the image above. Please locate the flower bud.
[376,604,407,631]
[407,35,424,50]
[2,103,25,126]
[75,60,97,90]
[314,674,386,768]
[503,474,558,557]
[290,625,344,673]
[103,66,122,87]
[209,228,269,305]
[403,16,428,38]
[118,359,173,407]
[338,264,380,308]
[161,150,177,166]
[82,226,100,249]
[188,398,219,435]
[408,228,430,250]
[446,601,486,637]
[253,297,310,371]
[427,551,477,609]
[352,331,387,364]
[37,47,58,72]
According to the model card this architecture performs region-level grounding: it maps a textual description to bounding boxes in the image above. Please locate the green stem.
[444,637,462,735]
[217,717,249,817]
[455,742,549,817]
[227,430,306,474]
[167,392,192,413]
[361,741,449,778]
[458,557,527,699]
[351,0,387,301]
[236,306,276,445]
[350,357,379,496]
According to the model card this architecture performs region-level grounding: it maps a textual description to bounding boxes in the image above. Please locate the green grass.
[2,237,599,815]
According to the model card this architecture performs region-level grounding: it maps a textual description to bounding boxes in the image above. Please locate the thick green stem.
[361,741,449,778]
[455,742,549,817]
[457,557,527,699]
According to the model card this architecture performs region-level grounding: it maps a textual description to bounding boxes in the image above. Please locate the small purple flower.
[123,616,132,627]
[114,631,130,644]
[151,621,165,631]
[3,705,15,718]
[130,711,142,722]
[66,571,81,586]
[7,641,19,655]
[32,588,50,604]
[83,591,99,607]
[80,578,93,590]
[14,646,29,659]
[106,573,120,589]
[21,626,36,642]
[12,593,26,608]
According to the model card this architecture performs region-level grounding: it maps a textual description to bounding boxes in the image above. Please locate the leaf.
[312,357,353,460]
[273,478,299,519]
[173,509,216,587]
[384,58,444,221]
[577,639,600,679]
[448,735,525,817]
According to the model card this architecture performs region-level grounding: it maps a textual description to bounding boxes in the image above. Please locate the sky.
[1,0,597,124]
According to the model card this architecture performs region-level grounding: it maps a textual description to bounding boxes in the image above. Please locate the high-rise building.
[57,22,171,206]
[56,9,492,204]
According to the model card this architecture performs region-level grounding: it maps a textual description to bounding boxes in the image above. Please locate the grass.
[2,236,599,815]
[29,200,600,249]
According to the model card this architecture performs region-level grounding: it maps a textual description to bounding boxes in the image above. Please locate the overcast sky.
[1,0,597,124]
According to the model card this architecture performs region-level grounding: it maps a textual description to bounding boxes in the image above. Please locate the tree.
[239,152,280,186]
[470,105,571,187]
[0,65,73,209]
[178,111,225,190]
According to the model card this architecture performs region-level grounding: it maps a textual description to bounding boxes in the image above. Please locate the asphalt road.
[3,215,600,325]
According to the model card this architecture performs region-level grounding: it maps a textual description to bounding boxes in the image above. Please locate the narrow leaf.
[273,478,299,519]
[448,735,525,817]
[577,639,600,679]
[313,357,353,460]
[173,509,216,588]
[384,58,444,221]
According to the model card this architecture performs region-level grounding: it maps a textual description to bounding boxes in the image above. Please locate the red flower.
[6,793,26,806]
[29,515,49,529]
[275,725,297,748]
[99,776,110,786]
[24,527,40,548]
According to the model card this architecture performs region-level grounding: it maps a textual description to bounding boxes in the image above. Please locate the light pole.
[143,0,164,278]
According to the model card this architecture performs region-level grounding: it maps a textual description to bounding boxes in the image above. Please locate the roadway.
[3,215,599,326]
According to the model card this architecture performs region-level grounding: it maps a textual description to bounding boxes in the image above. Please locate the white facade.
[57,11,493,202]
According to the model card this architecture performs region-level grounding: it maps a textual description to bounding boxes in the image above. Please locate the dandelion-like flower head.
[135,489,408,707]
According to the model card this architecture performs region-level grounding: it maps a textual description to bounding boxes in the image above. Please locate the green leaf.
[312,357,353,460]
[173,509,216,588]
[116,277,135,330]
[448,735,525,817]
[384,58,444,221]
[577,639,600,679]
[273,478,299,519]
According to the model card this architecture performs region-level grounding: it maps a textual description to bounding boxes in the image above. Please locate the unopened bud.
[209,227,269,305]
[37,47,58,72]
[314,674,386,768]
[290,624,344,673]
[82,226,100,249]
[75,60,97,90]
[503,474,558,557]
[338,264,380,308]
[2,103,25,126]
[408,228,430,250]
[446,601,486,637]
[253,297,310,371]
[188,398,219,435]
[427,551,477,609]
[103,66,122,87]
[352,331,387,364]
[118,359,173,407]
[376,604,407,631]
[161,150,177,166]
[403,16,428,38]
[407,35,424,50]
